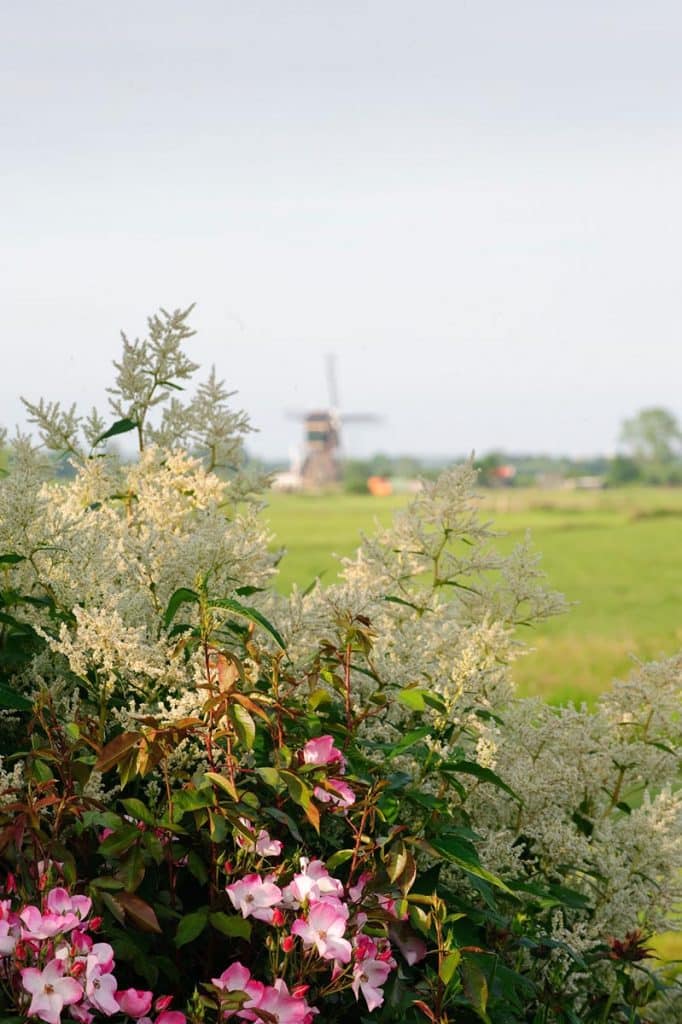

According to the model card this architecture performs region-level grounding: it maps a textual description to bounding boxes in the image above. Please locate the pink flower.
[87,943,115,974]
[226,874,283,923]
[21,958,84,1024]
[389,925,428,965]
[281,859,344,908]
[291,900,352,963]
[348,872,372,902]
[0,918,18,955]
[235,819,283,858]
[255,979,317,1024]
[313,779,355,808]
[85,958,119,1016]
[71,931,93,955]
[155,1013,186,1024]
[20,906,79,940]
[301,736,345,769]
[352,955,393,1012]
[0,899,15,921]
[116,989,154,1018]
[212,962,263,1019]
[46,889,92,922]
[70,1003,94,1024]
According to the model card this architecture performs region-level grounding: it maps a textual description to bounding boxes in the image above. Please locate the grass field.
[264,486,682,706]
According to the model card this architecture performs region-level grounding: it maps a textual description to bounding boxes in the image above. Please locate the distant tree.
[343,459,372,494]
[620,407,682,465]
[606,454,641,486]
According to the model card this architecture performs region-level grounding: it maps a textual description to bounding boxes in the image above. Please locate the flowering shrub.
[0,306,680,1022]
[0,882,183,1024]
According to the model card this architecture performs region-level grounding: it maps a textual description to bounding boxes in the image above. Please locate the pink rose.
[116,989,154,1018]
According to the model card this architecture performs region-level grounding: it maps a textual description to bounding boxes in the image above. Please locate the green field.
[265,487,682,706]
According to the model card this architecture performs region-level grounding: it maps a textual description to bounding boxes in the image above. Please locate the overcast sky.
[2,0,681,459]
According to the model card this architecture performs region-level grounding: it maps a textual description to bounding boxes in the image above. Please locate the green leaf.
[386,728,431,760]
[309,688,333,710]
[164,588,199,629]
[571,810,594,837]
[230,703,256,750]
[461,961,490,1023]
[326,849,355,871]
[427,835,513,895]
[100,890,125,925]
[263,806,303,843]
[0,553,26,565]
[422,692,447,714]
[441,760,520,802]
[120,845,146,892]
[209,912,252,940]
[93,418,139,446]
[89,876,125,891]
[255,767,282,790]
[209,598,286,649]
[398,688,426,711]
[0,683,32,710]
[279,770,312,808]
[439,949,461,986]
[173,787,216,817]
[176,906,209,947]
[120,798,156,826]
[279,770,320,832]
[203,772,237,801]
[99,824,141,858]
[384,594,424,612]
[188,851,209,885]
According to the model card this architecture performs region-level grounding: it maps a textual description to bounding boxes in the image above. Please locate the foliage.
[0,308,680,1023]
[620,406,682,483]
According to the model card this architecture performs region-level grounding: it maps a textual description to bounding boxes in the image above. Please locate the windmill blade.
[326,353,340,412]
[340,412,382,424]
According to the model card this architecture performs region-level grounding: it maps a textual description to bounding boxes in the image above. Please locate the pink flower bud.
[156,1012,186,1024]
[154,995,174,1012]
[117,988,154,1018]
[281,935,295,953]
[272,908,285,927]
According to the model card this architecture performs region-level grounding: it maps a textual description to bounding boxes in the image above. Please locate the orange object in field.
[367,476,393,496]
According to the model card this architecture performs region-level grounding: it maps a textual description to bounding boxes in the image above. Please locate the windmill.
[287,355,379,490]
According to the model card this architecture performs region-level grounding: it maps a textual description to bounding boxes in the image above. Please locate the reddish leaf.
[117,891,162,933]
[96,732,142,773]
[413,1000,437,1022]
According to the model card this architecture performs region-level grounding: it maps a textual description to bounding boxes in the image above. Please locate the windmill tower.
[290,356,378,490]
